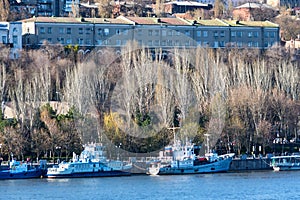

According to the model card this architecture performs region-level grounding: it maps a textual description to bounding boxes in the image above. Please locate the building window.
[86,28,91,34]
[161,40,166,46]
[58,37,64,44]
[86,39,91,45]
[78,38,83,45]
[148,40,153,46]
[67,28,71,34]
[48,38,52,43]
[48,27,52,34]
[154,40,159,46]
[116,29,121,35]
[197,30,201,37]
[254,41,259,47]
[39,39,45,44]
[269,32,275,38]
[148,30,153,36]
[162,30,167,36]
[203,31,208,37]
[237,31,242,37]
[253,31,258,37]
[97,40,102,45]
[167,40,172,46]
[175,40,180,46]
[59,28,64,34]
[168,30,172,36]
[197,41,201,46]
[40,27,45,34]
[264,32,269,38]
[248,32,252,37]
[116,39,121,45]
[220,31,225,37]
[104,28,109,36]
[98,28,102,35]
[185,30,191,36]
[219,41,225,47]
[203,41,209,46]
[154,30,159,36]
[66,38,72,44]
[214,31,218,37]
[13,36,18,45]
[214,41,218,48]
[137,29,142,36]
[264,42,272,47]
[123,29,128,35]
[237,41,242,47]
[185,40,190,46]
[231,31,236,37]
[2,36,7,43]
[79,28,83,34]
[248,41,252,47]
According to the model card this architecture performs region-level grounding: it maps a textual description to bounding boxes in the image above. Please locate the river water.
[1,171,299,200]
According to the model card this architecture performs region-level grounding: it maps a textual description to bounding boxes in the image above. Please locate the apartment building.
[21,16,280,50]
[0,22,22,58]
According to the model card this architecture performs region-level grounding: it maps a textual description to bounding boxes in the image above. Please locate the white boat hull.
[273,165,300,171]
[148,154,234,175]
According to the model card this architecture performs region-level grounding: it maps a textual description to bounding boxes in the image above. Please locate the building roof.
[165,1,210,7]
[235,2,275,10]
[223,20,279,27]
[21,17,132,25]
[190,18,229,26]
[20,16,279,28]
[124,17,191,25]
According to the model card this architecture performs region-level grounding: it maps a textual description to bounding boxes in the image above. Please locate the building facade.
[0,22,22,58]
[21,16,280,50]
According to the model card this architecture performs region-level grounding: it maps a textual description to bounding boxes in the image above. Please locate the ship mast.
[167,127,180,145]
[204,134,210,154]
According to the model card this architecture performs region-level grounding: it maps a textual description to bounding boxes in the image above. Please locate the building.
[20,16,280,50]
[267,0,300,8]
[164,1,213,15]
[232,2,277,21]
[0,22,22,58]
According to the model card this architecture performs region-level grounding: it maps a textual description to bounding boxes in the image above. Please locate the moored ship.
[0,158,47,180]
[47,143,132,178]
[271,155,300,171]
[147,141,234,175]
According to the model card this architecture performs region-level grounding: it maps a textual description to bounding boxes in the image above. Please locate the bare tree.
[0,0,9,21]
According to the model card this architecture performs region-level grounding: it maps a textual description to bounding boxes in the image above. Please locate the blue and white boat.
[271,155,300,171]
[147,140,234,175]
[46,143,132,178]
[0,159,47,180]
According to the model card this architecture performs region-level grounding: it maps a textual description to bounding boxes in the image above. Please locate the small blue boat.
[0,159,47,180]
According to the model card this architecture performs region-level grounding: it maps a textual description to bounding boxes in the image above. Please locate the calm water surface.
[1,171,300,200]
